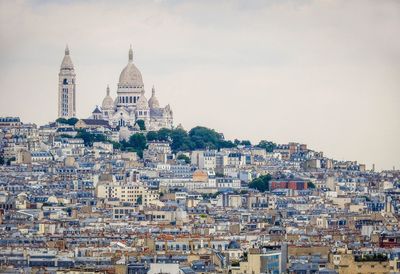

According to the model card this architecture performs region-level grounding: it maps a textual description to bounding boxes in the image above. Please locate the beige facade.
[330,253,391,274]
[96,182,159,206]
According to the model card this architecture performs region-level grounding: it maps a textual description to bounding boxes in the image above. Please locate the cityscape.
[1,1,400,274]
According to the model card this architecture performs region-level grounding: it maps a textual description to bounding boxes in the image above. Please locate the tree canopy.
[68,125,278,160]
[177,154,190,164]
[75,129,107,146]
[56,117,79,126]
[307,181,316,189]
[257,140,277,153]
[249,174,272,192]
[144,126,237,152]
[119,133,147,157]
[240,140,252,146]
[135,120,146,131]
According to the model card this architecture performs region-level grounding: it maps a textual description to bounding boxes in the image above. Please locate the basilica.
[96,47,173,131]
[58,46,173,131]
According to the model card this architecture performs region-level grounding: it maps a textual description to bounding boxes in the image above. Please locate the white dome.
[102,96,113,110]
[102,85,114,110]
[148,86,160,109]
[118,47,143,88]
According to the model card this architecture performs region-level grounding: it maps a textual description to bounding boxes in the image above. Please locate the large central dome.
[118,47,144,88]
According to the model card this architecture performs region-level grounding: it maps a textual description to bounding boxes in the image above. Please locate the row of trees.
[60,122,277,158]
[145,126,266,153]
[56,117,79,126]
[88,126,275,158]
[75,130,108,146]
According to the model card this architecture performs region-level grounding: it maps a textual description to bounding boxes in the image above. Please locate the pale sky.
[0,0,399,170]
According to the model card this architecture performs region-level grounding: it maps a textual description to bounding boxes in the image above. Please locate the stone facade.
[58,46,76,118]
[94,47,173,131]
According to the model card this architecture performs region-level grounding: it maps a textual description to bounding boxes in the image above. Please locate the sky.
[0,0,399,170]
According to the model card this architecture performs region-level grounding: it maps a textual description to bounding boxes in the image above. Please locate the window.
[63,78,68,85]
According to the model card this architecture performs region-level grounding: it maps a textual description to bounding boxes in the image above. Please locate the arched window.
[63,79,68,85]
[134,97,136,103]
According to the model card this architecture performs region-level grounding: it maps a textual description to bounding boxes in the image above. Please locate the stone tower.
[58,45,76,118]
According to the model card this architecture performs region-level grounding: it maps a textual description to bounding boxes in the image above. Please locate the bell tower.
[58,45,76,118]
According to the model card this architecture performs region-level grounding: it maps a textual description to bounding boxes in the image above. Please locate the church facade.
[58,46,173,131]
[94,47,173,131]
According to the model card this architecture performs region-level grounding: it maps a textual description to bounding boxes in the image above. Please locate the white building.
[58,46,76,118]
[96,181,159,206]
[191,150,217,170]
[95,47,173,131]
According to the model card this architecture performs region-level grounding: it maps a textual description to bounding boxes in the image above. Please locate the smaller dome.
[102,85,114,110]
[193,169,208,182]
[227,240,241,250]
[148,86,160,109]
[136,91,149,109]
[101,86,114,110]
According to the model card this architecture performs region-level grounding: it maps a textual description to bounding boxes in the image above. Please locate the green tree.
[146,131,159,141]
[129,133,147,149]
[240,140,252,146]
[157,128,172,141]
[56,118,68,124]
[136,195,143,205]
[177,154,190,164]
[218,140,236,148]
[249,174,272,192]
[136,119,146,131]
[59,134,73,138]
[307,181,316,189]
[75,130,107,146]
[127,133,147,157]
[6,157,16,166]
[257,140,277,153]
[0,156,4,165]
[56,117,78,126]
[189,126,223,149]
[109,141,121,150]
[170,128,193,152]
[67,118,79,125]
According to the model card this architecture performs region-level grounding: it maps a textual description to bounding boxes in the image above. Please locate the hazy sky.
[0,0,399,170]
